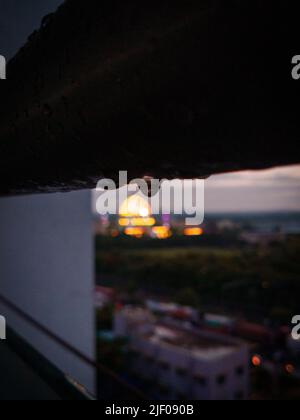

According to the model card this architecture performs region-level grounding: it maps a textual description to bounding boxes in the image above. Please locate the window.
[217,374,227,385]
[194,375,207,386]
[159,361,170,371]
[236,366,245,376]
[130,349,140,358]
[176,367,187,377]
[177,393,188,400]
[145,355,155,364]
[235,391,244,401]
[158,384,170,396]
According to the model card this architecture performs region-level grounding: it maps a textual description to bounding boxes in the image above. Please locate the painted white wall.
[0,191,95,395]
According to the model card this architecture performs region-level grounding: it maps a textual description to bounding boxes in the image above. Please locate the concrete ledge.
[0,0,299,195]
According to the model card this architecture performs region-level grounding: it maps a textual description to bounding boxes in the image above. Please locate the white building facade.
[0,191,95,395]
[115,307,249,400]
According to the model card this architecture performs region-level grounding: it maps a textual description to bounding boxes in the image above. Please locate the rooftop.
[144,324,241,361]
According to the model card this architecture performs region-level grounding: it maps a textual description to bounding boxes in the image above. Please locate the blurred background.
[1,0,300,401]
[93,165,300,400]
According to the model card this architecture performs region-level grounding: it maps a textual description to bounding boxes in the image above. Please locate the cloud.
[205,165,300,212]
[206,165,300,188]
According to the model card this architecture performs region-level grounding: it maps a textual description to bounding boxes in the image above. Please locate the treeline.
[95,236,300,323]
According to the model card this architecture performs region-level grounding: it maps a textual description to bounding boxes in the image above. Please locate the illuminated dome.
[119,194,152,218]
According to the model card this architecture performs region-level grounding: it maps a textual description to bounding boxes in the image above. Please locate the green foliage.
[175,287,200,308]
[96,236,300,322]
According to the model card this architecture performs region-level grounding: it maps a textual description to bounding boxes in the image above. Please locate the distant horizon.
[204,209,300,215]
[204,164,300,213]
[93,164,300,215]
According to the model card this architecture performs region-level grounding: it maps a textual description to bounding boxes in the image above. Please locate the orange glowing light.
[124,227,144,238]
[251,355,262,367]
[184,227,204,237]
[119,217,156,227]
[119,194,152,218]
[132,217,156,227]
[285,364,295,375]
[152,226,171,239]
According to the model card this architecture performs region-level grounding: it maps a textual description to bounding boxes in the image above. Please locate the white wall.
[0,191,95,395]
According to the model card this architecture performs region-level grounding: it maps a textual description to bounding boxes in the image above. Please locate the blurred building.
[287,335,300,356]
[114,307,249,400]
[94,286,115,309]
[240,231,285,246]
[118,194,171,239]
[217,219,240,232]
[94,193,206,239]
[146,300,198,323]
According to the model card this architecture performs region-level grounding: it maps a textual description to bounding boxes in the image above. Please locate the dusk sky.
[92,165,300,215]
[0,0,62,58]
[205,165,300,213]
